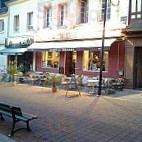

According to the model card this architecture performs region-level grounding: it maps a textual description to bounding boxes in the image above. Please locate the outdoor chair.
[86,78,99,94]
[59,75,71,90]
[76,75,84,90]
[111,78,124,91]
[18,72,24,83]
[65,75,81,96]
[28,73,37,85]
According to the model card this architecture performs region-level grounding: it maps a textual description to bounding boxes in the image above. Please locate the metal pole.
[98,0,108,96]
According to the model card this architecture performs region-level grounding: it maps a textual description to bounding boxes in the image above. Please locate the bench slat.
[0,110,12,117]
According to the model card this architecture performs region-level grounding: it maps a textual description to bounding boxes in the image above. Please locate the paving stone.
[0,83,142,142]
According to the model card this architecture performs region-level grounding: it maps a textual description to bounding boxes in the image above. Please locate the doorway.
[8,52,33,73]
[65,51,77,76]
[134,47,142,88]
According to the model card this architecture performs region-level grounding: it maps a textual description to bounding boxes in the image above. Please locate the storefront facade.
[0,0,39,72]
[27,0,128,78]
[31,40,125,78]
[0,36,34,73]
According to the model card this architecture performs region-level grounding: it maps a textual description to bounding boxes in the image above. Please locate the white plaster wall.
[0,14,8,72]
[8,0,39,38]
[36,0,129,41]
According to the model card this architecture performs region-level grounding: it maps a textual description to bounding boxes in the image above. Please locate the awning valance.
[27,39,116,52]
[0,48,27,55]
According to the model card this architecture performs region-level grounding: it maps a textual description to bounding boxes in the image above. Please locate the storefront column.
[125,40,135,88]
[33,51,36,71]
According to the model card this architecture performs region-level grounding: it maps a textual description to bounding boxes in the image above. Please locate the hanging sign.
[5,36,34,48]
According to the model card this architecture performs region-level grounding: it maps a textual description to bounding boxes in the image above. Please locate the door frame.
[133,46,142,88]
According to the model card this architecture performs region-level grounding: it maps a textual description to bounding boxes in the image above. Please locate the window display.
[42,51,59,68]
[83,51,108,71]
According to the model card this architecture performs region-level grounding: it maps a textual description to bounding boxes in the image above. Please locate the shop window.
[14,15,19,32]
[42,51,59,68]
[83,51,108,71]
[101,0,111,21]
[78,0,88,24]
[27,12,33,30]
[0,20,4,32]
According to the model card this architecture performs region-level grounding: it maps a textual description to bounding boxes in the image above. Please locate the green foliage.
[45,74,61,86]
[7,61,18,82]
[18,63,25,72]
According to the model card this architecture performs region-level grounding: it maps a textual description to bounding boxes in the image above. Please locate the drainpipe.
[6,7,10,72]
[33,51,36,71]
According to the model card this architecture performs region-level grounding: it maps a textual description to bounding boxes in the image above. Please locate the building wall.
[7,0,38,38]
[125,37,142,89]
[0,13,8,71]
[5,0,39,71]
[34,0,127,79]
[35,0,129,41]
[76,41,125,78]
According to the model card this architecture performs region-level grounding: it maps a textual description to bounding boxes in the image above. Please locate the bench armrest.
[22,112,38,119]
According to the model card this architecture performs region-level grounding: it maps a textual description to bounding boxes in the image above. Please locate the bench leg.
[8,121,16,137]
[27,121,31,131]
[0,114,5,121]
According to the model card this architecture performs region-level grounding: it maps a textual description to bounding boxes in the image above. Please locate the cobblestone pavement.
[0,82,142,142]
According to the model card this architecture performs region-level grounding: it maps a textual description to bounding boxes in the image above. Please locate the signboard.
[5,36,34,48]
[48,47,110,52]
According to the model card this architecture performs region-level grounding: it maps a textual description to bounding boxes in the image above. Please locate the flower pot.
[12,81,17,86]
[52,86,57,92]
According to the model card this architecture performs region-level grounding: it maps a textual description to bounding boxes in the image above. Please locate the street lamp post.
[97,0,119,96]
[98,0,108,96]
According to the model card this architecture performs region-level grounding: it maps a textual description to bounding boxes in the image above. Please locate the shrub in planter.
[45,74,61,92]
[7,61,18,85]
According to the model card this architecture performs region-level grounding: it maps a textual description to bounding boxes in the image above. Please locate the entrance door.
[134,47,142,88]
[65,51,77,76]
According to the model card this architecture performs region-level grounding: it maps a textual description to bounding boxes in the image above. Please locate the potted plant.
[7,61,18,86]
[45,74,61,92]
[18,63,25,73]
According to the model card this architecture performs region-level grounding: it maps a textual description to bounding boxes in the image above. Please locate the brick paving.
[0,82,142,142]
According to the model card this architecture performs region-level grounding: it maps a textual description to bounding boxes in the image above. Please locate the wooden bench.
[0,102,38,137]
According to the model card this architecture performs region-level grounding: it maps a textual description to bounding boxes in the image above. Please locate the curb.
[0,133,16,142]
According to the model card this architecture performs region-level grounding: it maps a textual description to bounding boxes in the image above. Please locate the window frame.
[79,0,88,24]
[14,15,19,32]
[101,0,111,21]
[0,19,4,32]
[27,12,33,30]
[0,1,1,9]
[130,0,142,20]
[58,4,67,27]
[45,7,52,28]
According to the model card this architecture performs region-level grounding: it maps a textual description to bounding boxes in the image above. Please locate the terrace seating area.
[86,77,124,95]
[0,71,124,95]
